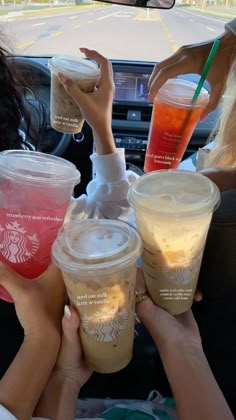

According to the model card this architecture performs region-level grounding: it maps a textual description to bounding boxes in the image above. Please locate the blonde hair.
[205,56,236,169]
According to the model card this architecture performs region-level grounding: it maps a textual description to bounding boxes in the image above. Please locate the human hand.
[200,167,236,192]
[52,305,92,391]
[135,269,202,355]
[0,263,66,341]
[34,305,92,418]
[148,30,236,119]
[58,48,115,149]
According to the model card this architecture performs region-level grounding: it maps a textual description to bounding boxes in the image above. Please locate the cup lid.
[0,150,81,186]
[52,219,143,273]
[48,55,100,80]
[128,170,220,218]
[157,79,209,108]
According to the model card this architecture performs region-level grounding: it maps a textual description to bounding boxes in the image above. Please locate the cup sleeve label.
[53,115,82,129]
[0,205,68,277]
[159,289,193,301]
[0,220,40,264]
[145,130,182,169]
[81,305,129,343]
[66,282,134,343]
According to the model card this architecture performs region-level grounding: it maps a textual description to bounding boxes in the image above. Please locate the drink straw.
[191,39,221,104]
[179,39,221,139]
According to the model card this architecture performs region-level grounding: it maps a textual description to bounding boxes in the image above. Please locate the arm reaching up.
[148,18,236,119]
[58,49,138,224]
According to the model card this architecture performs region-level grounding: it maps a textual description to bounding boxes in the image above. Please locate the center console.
[112,61,154,168]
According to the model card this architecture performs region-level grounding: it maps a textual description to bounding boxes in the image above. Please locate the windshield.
[1,1,235,61]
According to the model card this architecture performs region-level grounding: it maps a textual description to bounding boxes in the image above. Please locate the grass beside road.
[0,9,11,15]
[0,3,110,18]
[181,5,235,20]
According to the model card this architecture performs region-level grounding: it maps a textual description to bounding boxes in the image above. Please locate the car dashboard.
[17,56,221,186]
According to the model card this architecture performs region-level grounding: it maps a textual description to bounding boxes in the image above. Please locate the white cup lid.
[48,55,100,80]
[0,150,80,186]
[157,78,209,108]
[52,219,142,274]
[128,170,220,218]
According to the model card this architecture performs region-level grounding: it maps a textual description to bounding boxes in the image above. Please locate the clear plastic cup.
[48,55,100,134]
[144,79,209,172]
[128,170,220,315]
[0,150,80,302]
[52,219,143,373]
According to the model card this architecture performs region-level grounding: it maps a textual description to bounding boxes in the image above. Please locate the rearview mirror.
[96,0,175,9]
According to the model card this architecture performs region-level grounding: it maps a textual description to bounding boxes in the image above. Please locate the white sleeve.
[0,405,16,420]
[225,18,236,35]
[65,149,139,227]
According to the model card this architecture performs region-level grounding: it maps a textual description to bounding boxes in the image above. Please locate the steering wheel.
[11,56,73,156]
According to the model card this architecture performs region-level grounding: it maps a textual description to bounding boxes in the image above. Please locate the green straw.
[191,39,221,104]
[178,39,221,141]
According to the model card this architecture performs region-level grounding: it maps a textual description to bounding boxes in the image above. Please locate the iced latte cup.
[48,55,100,134]
[128,170,220,315]
[52,219,142,373]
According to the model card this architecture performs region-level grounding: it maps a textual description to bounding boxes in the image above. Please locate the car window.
[2,1,234,61]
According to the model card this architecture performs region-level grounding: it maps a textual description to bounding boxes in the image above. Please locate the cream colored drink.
[48,56,100,134]
[128,170,220,315]
[52,219,142,373]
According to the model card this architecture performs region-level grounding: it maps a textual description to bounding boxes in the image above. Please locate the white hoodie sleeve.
[0,406,47,420]
[65,149,139,227]
[0,405,16,420]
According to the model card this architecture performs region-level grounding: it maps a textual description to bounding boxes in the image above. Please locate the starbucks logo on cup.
[0,221,40,264]
[82,307,129,342]
[165,255,202,286]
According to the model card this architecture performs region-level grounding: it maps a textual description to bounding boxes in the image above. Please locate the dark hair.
[0,42,31,151]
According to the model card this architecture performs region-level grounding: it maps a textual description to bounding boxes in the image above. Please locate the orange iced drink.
[144,79,209,172]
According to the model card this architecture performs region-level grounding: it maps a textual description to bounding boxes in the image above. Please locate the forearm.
[200,168,236,191]
[160,343,234,420]
[34,373,79,420]
[220,19,236,49]
[0,334,60,420]
[225,18,236,38]
[92,126,116,155]
[217,169,236,191]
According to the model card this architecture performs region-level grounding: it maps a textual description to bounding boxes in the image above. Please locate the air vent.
[141,108,152,121]
[113,104,152,122]
[113,105,128,120]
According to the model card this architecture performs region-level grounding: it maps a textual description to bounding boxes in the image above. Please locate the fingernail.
[134,329,139,337]
[58,73,68,84]
[135,314,141,324]
[64,305,71,319]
